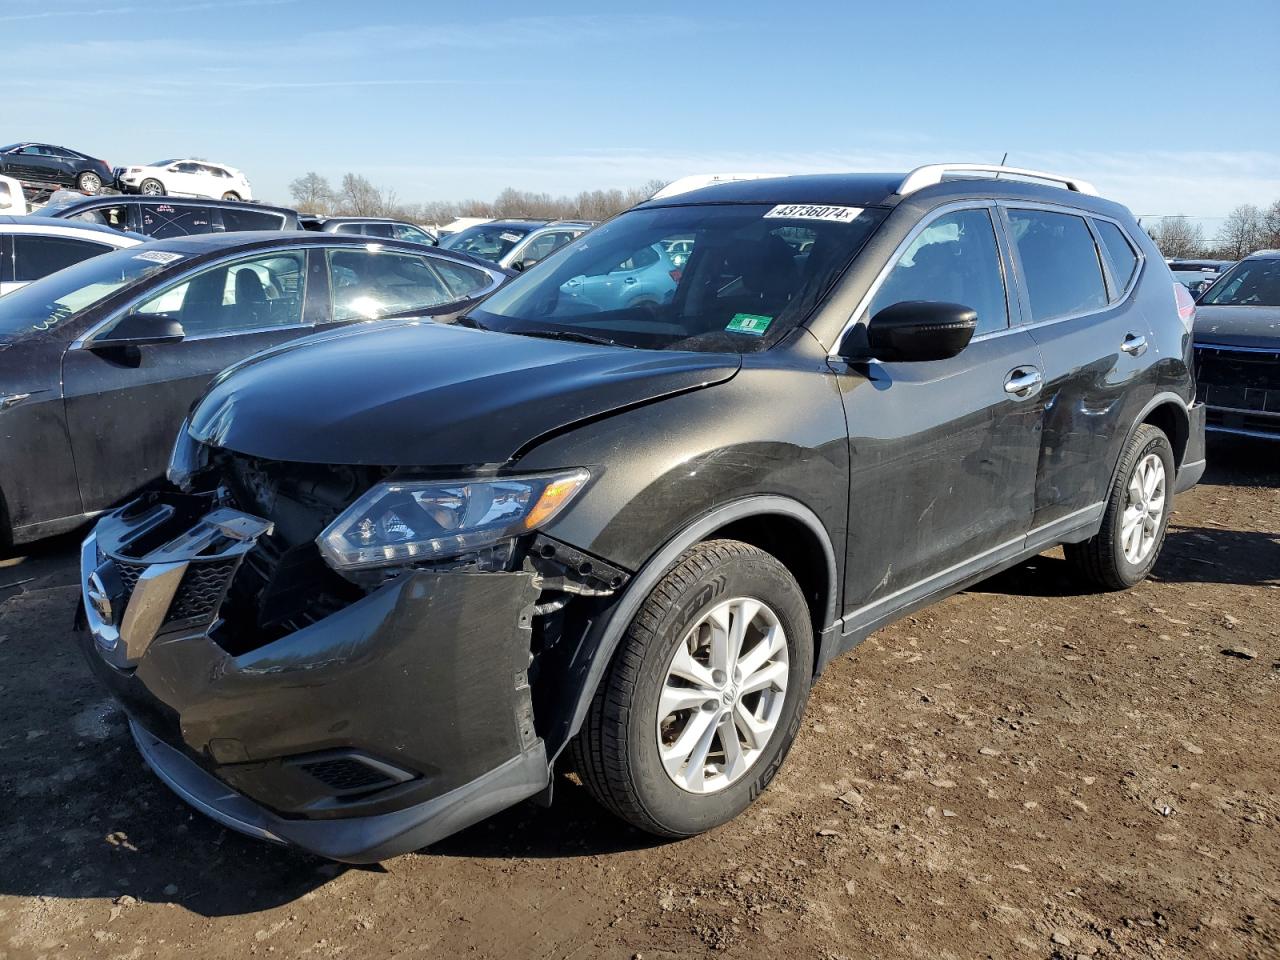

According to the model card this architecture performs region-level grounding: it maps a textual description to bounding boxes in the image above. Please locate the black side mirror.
[841,300,977,362]
[91,312,185,347]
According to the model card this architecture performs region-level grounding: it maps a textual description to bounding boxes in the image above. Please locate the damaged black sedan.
[79,166,1205,862]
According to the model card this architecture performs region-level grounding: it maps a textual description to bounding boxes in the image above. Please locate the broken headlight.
[166,418,209,492]
[316,469,590,571]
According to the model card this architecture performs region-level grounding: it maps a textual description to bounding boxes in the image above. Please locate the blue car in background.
[560,242,681,310]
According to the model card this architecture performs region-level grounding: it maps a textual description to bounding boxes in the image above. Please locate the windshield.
[0,247,179,336]
[1199,257,1280,306]
[470,202,886,352]
[440,224,533,262]
[148,159,178,167]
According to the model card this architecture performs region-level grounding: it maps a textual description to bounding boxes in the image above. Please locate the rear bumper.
[78,494,549,862]
[1175,401,1208,493]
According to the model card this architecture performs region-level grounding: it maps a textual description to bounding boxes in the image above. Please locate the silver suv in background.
[440,219,596,270]
[302,216,437,246]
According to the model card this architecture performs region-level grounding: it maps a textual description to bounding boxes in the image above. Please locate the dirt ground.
[0,438,1276,960]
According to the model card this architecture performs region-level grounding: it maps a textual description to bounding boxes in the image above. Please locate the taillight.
[1173,282,1196,332]
[669,269,682,283]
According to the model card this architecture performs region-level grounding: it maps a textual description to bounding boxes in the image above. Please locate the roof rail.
[897,164,1099,197]
[649,173,788,201]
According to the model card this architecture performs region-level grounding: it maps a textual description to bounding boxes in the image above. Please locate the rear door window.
[326,248,456,321]
[1006,209,1107,321]
[1093,219,1140,297]
[220,207,287,231]
[393,224,434,245]
[868,208,1009,335]
[361,223,395,238]
[12,235,115,282]
[139,202,216,238]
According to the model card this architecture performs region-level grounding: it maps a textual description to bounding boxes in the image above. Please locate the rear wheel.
[77,171,102,194]
[1065,423,1175,590]
[139,178,165,196]
[571,539,813,837]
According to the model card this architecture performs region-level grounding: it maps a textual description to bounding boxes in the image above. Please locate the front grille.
[166,558,240,624]
[1196,345,1280,414]
[115,559,145,595]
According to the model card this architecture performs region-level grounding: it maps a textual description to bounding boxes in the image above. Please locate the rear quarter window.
[220,208,287,231]
[12,235,114,282]
[1093,219,1140,296]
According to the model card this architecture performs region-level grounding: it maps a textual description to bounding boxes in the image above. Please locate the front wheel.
[221,191,241,201]
[1065,423,1175,590]
[77,171,102,194]
[139,178,165,196]
[571,539,813,837]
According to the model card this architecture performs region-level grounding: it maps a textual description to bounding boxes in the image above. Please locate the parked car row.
[1,142,254,201]
[439,218,596,270]
[65,163,1211,865]
[0,230,508,545]
[1168,257,1233,296]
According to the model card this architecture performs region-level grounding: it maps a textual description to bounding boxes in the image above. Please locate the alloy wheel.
[656,596,789,794]
[1121,452,1166,565]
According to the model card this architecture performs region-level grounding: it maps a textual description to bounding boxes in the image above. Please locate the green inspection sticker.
[726,313,773,336]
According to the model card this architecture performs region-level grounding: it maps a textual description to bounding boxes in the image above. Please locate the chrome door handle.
[1121,334,1147,356]
[1003,369,1043,397]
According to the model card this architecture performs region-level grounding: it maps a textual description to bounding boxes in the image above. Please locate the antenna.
[996,152,1008,181]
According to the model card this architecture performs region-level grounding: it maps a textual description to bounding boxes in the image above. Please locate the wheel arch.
[1109,392,1191,495]
[547,495,839,761]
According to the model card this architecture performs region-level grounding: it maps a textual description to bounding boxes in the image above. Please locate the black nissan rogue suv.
[78,164,1206,862]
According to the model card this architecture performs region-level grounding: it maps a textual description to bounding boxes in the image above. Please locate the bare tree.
[1216,204,1264,260]
[1147,216,1204,259]
[1261,199,1280,250]
[288,171,334,214]
[336,173,387,217]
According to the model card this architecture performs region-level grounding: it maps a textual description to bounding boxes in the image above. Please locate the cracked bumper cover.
[78,499,548,863]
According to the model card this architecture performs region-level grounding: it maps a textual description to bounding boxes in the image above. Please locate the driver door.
[833,205,1047,626]
[61,248,323,512]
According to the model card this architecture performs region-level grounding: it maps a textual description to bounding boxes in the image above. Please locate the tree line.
[1145,200,1280,260]
[286,172,668,227]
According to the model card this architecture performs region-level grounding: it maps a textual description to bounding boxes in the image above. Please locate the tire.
[1065,423,1175,590]
[571,539,814,837]
[221,191,240,201]
[77,171,102,195]
[139,178,165,196]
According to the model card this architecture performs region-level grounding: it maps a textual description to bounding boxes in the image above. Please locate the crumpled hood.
[189,319,740,466]
[1193,305,1280,350]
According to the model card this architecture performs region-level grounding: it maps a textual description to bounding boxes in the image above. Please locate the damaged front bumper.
[78,493,549,863]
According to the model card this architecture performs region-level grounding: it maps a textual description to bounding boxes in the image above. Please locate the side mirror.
[91,312,185,347]
[841,300,977,362]
[510,260,527,272]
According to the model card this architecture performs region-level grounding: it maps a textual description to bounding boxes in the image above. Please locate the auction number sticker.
[500,232,522,243]
[133,250,184,264]
[763,204,864,223]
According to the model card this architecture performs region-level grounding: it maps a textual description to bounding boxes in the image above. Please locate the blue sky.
[5,0,1278,222]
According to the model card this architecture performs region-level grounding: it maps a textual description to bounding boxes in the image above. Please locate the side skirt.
[826,502,1105,664]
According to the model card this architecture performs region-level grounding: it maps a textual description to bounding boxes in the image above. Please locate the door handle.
[1003,368,1043,398]
[624,277,638,284]
[1121,333,1147,356]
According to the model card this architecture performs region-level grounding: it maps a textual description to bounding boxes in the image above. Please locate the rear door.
[837,204,1046,624]
[1000,205,1154,529]
[61,248,319,511]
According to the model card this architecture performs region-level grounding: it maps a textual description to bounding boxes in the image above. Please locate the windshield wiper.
[516,328,624,348]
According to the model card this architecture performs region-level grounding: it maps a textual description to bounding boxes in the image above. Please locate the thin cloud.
[0,0,297,22]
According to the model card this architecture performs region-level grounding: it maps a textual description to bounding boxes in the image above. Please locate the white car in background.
[0,175,26,214]
[116,160,253,201]
[0,216,143,295]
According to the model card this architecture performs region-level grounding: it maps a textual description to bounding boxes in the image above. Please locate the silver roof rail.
[897,164,1099,197]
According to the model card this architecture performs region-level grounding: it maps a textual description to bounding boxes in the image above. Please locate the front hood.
[1193,305,1280,350]
[189,319,739,466]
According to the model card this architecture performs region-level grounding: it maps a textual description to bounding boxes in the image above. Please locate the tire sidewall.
[625,554,813,835]
[141,179,165,196]
[1109,429,1175,585]
[78,172,101,194]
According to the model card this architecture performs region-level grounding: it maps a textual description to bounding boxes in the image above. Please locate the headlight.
[316,469,590,571]
[166,419,208,491]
